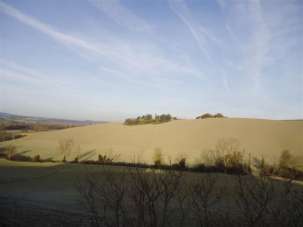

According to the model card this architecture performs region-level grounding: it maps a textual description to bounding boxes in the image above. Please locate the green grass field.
[1,159,303,226]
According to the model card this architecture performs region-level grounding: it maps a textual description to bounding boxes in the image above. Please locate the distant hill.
[0,112,104,126]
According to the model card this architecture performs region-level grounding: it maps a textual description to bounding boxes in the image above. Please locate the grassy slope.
[0,160,240,211]
[1,159,302,214]
[1,118,303,165]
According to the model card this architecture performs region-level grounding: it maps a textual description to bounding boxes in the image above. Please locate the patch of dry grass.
[0,118,302,165]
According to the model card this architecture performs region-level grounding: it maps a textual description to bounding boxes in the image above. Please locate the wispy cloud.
[168,0,222,62]
[216,0,226,10]
[168,0,211,61]
[246,0,271,91]
[219,0,302,102]
[0,1,113,57]
[0,1,203,88]
[89,0,152,32]
[0,58,68,88]
[0,0,140,71]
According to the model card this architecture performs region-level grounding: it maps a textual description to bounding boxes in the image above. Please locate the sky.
[0,0,302,121]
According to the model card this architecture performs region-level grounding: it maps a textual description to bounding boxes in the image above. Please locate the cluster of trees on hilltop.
[196,113,225,119]
[124,114,176,125]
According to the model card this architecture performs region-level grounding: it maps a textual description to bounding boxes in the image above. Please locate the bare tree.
[158,170,183,227]
[58,138,74,161]
[175,181,190,227]
[153,148,163,166]
[5,144,17,160]
[235,175,274,227]
[129,168,163,227]
[191,174,222,227]
[76,163,303,227]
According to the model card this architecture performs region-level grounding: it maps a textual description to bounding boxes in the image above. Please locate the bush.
[58,138,74,160]
[33,154,41,162]
[72,156,79,163]
[10,153,32,162]
[279,150,292,169]
[153,148,163,166]
[98,154,113,163]
[252,157,274,176]
[172,158,187,170]
[203,139,249,175]
[4,144,17,160]
[224,151,243,169]
[178,158,187,169]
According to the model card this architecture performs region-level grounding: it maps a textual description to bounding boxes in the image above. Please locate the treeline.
[0,131,25,142]
[0,123,75,131]
[124,114,176,125]
[0,123,78,142]
[196,113,225,119]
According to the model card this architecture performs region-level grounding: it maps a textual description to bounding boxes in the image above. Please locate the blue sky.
[0,0,302,121]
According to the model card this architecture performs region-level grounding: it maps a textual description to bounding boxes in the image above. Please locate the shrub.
[4,144,17,160]
[203,139,249,174]
[172,158,187,170]
[72,156,79,163]
[178,158,187,169]
[224,151,243,169]
[253,157,274,176]
[33,154,41,162]
[279,150,292,169]
[98,154,113,163]
[58,138,74,159]
[10,153,32,162]
[153,148,163,166]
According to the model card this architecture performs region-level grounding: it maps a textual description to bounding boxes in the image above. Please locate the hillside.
[0,112,102,126]
[1,118,303,165]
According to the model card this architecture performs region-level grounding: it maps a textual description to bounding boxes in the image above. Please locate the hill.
[1,118,303,166]
[0,112,102,126]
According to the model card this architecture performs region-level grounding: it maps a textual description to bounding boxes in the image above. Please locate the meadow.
[0,159,303,227]
[1,118,303,166]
